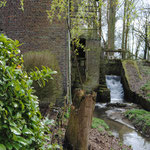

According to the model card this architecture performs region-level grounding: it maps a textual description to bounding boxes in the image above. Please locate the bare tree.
[107,0,118,51]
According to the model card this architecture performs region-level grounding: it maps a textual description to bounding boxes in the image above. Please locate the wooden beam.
[104,49,126,53]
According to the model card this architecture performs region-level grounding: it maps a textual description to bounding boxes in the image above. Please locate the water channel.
[95,75,150,150]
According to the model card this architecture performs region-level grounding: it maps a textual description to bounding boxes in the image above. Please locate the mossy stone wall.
[121,61,150,111]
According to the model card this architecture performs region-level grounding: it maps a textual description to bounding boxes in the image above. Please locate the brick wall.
[0,0,68,95]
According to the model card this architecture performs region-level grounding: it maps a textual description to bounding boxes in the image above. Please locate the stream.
[95,75,150,150]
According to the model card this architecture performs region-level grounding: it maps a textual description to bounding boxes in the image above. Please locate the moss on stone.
[125,109,150,137]
[122,60,142,83]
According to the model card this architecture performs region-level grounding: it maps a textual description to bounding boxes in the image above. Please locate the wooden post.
[65,89,96,150]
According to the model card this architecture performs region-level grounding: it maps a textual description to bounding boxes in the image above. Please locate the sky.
[113,0,150,56]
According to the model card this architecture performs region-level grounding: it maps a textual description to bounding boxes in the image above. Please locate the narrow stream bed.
[94,106,150,150]
[96,75,150,150]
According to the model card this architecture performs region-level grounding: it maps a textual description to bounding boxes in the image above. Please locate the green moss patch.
[125,109,150,136]
[141,82,150,101]
[92,117,109,132]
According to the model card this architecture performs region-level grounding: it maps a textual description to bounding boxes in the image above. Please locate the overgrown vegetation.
[23,51,62,107]
[138,62,150,102]
[0,34,60,149]
[0,0,7,8]
[92,117,109,132]
[125,109,150,136]
[141,81,150,101]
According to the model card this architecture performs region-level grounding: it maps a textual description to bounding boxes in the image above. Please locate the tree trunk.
[135,41,141,59]
[122,0,127,50]
[144,18,148,60]
[107,0,117,56]
[99,0,102,58]
[65,89,96,150]
[132,25,134,59]
[125,16,129,53]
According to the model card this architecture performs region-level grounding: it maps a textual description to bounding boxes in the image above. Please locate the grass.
[141,81,150,101]
[141,81,150,90]
[125,109,150,132]
[92,117,109,132]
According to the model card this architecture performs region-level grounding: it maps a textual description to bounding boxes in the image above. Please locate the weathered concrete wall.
[0,0,68,96]
[105,59,122,75]
[83,39,100,91]
[121,61,150,111]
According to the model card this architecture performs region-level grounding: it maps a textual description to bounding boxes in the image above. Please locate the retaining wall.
[121,61,150,111]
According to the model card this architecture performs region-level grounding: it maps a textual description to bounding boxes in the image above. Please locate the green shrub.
[92,117,109,132]
[23,51,63,107]
[0,34,59,149]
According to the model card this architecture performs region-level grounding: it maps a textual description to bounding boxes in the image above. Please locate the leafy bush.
[0,34,59,149]
[23,51,63,107]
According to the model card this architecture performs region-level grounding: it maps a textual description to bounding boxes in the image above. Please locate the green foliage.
[64,107,71,119]
[141,81,150,101]
[0,34,59,149]
[0,0,24,10]
[142,81,150,90]
[23,51,63,106]
[0,0,7,8]
[19,0,24,11]
[125,109,150,131]
[92,117,109,132]
[47,0,103,54]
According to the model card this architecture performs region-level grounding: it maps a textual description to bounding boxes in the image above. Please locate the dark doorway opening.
[71,38,86,90]
[76,38,86,58]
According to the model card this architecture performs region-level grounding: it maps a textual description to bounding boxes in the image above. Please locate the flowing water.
[95,75,150,150]
[106,75,124,103]
[94,107,150,150]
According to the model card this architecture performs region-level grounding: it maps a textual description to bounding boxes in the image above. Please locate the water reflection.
[123,132,150,150]
[94,107,150,150]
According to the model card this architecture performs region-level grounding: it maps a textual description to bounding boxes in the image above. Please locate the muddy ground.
[89,127,132,150]
[47,107,132,150]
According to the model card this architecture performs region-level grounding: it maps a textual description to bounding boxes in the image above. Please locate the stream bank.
[96,73,150,150]
[89,127,132,150]
[50,60,150,150]
[125,109,150,138]
[98,59,150,110]
[121,60,150,110]
[94,104,150,150]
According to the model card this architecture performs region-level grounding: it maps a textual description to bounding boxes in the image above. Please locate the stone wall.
[121,61,150,111]
[0,0,68,96]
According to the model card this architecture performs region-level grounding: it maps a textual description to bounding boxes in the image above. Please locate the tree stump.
[65,89,96,150]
